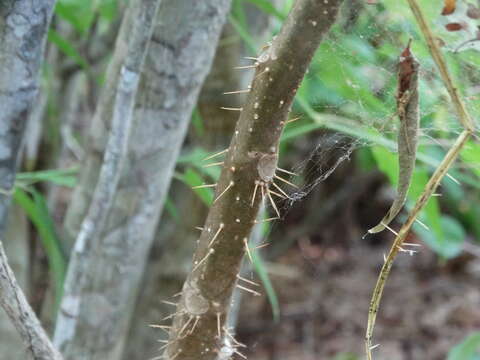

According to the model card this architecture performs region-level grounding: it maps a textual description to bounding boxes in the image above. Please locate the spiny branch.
[164,1,344,359]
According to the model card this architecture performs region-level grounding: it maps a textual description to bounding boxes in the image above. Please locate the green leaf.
[249,248,280,322]
[48,29,89,71]
[16,167,78,187]
[448,332,480,360]
[176,168,214,206]
[13,188,66,308]
[416,215,465,259]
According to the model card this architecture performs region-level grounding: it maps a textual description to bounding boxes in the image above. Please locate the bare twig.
[0,242,62,360]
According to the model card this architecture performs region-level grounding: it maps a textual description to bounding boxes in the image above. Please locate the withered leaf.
[442,0,456,15]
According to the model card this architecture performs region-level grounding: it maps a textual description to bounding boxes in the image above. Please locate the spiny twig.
[365,0,476,358]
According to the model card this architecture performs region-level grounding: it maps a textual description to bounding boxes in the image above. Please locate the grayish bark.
[53,0,161,359]
[0,205,30,360]
[57,1,231,359]
[0,1,59,359]
[0,0,55,236]
[0,239,62,360]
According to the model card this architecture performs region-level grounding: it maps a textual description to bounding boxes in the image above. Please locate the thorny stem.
[366,0,477,358]
[164,1,343,359]
[406,0,476,132]
[365,130,470,359]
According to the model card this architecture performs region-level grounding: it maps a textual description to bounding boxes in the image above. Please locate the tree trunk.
[56,1,232,359]
[0,2,61,359]
[164,1,343,359]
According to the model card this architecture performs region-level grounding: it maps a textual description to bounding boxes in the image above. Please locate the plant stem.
[164,1,343,359]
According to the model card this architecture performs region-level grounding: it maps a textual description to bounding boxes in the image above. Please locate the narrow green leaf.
[13,188,66,308]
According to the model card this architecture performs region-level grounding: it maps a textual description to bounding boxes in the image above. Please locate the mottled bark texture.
[53,0,161,358]
[57,1,232,359]
[0,0,55,232]
[0,206,31,360]
[164,1,343,360]
[0,1,60,359]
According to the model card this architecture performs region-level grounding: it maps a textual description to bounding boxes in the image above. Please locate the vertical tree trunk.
[0,2,61,359]
[164,1,343,359]
[56,1,232,359]
[53,0,162,358]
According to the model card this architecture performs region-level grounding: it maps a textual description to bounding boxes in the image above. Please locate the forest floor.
[236,169,480,360]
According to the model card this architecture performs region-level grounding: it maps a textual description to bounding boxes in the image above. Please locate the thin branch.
[405,0,476,132]
[0,242,62,360]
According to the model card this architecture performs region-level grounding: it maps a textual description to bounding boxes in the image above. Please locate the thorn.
[234,64,257,69]
[274,174,298,188]
[161,300,177,307]
[446,173,460,185]
[237,274,260,287]
[244,56,258,61]
[383,253,387,262]
[243,238,253,264]
[254,217,279,223]
[268,188,286,199]
[253,242,270,250]
[271,181,290,199]
[203,148,228,161]
[276,167,297,176]
[415,218,430,230]
[192,248,215,272]
[251,181,259,207]
[203,161,224,168]
[260,182,266,202]
[267,190,281,218]
[217,313,222,338]
[383,223,399,236]
[234,349,248,359]
[286,116,301,124]
[192,183,217,189]
[214,181,234,203]
[397,246,418,256]
[208,223,224,247]
[369,344,380,350]
[149,324,171,333]
[172,291,182,297]
[403,242,422,247]
[188,316,200,335]
[224,327,247,348]
[179,316,194,337]
[431,193,442,197]
[195,226,204,231]
[220,107,243,112]
[236,284,261,296]
[224,89,251,95]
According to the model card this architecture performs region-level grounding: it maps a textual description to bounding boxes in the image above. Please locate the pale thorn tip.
[203,161,224,168]
[214,181,234,203]
[220,106,243,111]
[203,148,228,161]
[192,183,217,189]
[274,174,298,188]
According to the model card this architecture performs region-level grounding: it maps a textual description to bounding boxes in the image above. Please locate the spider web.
[260,0,479,225]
